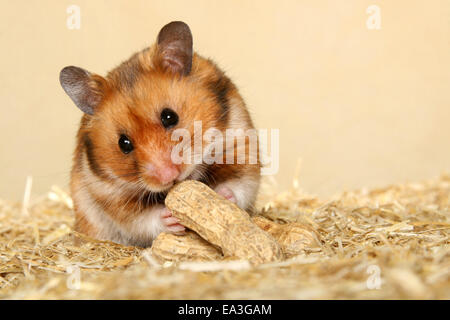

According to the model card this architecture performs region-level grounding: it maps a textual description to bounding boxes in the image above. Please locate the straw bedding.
[0,174,448,299]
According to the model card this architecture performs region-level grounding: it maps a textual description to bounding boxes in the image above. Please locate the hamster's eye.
[160,108,179,129]
[118,134,134,154]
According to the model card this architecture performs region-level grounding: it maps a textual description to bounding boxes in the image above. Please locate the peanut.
[165,180,284,265]
[252,216,319,257]
[151,231,222,263]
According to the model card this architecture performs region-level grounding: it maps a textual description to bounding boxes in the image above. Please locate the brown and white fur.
[60,21,260,247]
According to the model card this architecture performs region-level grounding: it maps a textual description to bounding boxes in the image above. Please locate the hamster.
[59,21,261,247]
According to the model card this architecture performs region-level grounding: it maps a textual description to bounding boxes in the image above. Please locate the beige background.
[1,0,449,200]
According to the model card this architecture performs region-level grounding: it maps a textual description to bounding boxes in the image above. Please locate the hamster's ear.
[156,21,193,76]
[59,66,107,115]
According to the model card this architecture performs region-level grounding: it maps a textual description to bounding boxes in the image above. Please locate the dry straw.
[0,173,448,299]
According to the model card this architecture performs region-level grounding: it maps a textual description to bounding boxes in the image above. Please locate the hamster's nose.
[146,163,180,185]
[157,165,180,185]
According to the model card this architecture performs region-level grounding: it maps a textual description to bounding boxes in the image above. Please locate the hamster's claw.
[215,185,237,204]
[160,208,186,235]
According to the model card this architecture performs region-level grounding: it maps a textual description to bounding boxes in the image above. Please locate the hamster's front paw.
[160,207,186,235]
[215,185,237,204]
